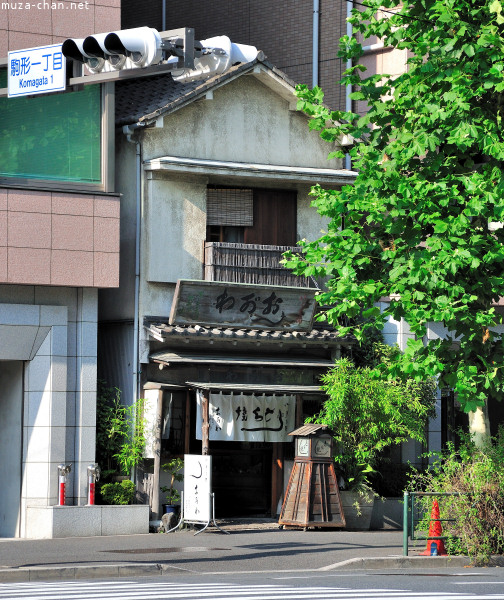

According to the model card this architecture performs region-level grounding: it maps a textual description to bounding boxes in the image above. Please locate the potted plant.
[160,457,184,514]
[307,358,435,528]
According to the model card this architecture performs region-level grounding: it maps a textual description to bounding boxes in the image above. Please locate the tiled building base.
[25,505,150,539]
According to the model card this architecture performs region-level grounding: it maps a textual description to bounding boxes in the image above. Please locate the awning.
[143,381,187,391]
[185,382,325,394]
[150,350,333,369]
[288,424,332,436]
[144,155,357,185]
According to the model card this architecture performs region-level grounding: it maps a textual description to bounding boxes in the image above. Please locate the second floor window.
[207,187,297,246]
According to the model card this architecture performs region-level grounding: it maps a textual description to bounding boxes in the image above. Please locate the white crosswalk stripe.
[0,580,501,600]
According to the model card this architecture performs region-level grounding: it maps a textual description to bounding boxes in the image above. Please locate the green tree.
[285,0,504,428]
[307,358,436,490]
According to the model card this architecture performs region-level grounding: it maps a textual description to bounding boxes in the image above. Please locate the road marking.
[0,580,501,600]
[453,582,504,585]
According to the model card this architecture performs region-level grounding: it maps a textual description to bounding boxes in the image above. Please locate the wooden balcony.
[204,242,316,288]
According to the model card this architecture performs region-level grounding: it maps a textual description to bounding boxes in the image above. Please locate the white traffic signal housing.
[62,26,162,74]
[102,27,162,68]
[61,37,106,74]
[62,28,258,81]
[172,35,258,83]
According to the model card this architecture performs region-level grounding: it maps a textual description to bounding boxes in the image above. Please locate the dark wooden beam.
[151,389,164,520]
[201,389,210,455]
[184,389,191,455]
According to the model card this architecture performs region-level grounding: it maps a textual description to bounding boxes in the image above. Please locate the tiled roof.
[145,320,353,346]
[115,56,295,127]
[115,72,201,127]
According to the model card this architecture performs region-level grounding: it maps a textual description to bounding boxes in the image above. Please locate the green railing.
[403,491,463,556]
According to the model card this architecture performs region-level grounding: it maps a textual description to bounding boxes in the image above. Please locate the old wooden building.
[99,55,355,516]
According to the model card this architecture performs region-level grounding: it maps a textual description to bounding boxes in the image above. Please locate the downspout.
[312,0,320,88]
[162,0,166,32]
[123,123,145,410]
[345,0,353,171]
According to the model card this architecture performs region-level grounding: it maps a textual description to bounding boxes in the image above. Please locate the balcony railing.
[204,242,317,288]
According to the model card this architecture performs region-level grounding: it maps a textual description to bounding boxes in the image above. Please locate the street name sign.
[8,44,66,98]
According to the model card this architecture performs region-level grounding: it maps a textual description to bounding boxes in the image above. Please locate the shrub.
[96,381,146,477]
[409,428,504,562]
[100,480,136,505]
[307,358,435,491]
[160,458,184,505]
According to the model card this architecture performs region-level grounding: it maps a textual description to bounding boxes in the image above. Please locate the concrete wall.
[141,75,339,168]
[0,285,98,537]
[0,361,22,537]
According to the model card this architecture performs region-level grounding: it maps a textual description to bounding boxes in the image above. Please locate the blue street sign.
[8,44,66,98]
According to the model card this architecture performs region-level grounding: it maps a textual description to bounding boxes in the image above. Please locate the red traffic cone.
[420,499,447,556]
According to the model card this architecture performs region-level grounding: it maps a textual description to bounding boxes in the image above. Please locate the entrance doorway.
[212,442,272,516]
[0,361,23,537]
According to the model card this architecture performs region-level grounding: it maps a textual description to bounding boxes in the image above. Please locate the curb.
[0,555,502,583]
[321,556,474,571]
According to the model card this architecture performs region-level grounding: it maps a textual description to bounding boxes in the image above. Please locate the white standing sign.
[184,454,212,523]
[8,44,66,98]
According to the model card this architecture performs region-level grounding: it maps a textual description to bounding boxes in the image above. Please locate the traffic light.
[62,28,258,82]
[62,26,163,74]
[172,35,258,83]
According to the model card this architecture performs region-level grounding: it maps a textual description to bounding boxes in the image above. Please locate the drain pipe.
[345,0,353,170]
[123,123,146,411]
[312,0,320,87]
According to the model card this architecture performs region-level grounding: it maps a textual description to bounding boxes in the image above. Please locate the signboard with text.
[170,280,318,331]
[183,454,212,523]
[8,44,66,98]
[196,391,295,443]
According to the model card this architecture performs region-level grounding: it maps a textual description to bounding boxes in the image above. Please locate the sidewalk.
[0,519,484,583]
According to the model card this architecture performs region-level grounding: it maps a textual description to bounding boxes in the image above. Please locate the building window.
[207,187,253,243]
[206,186,297,246]
[0,70,109,190]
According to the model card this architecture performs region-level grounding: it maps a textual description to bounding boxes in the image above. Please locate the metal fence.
[403,491,464,556]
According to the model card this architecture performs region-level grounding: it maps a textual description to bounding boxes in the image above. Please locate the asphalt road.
[0,529,406,573]
[1,569,504,599]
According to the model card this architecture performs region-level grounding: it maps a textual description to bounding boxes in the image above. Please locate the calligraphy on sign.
[196,391,295,442]
[169,280,317,331]
[184,454,211,523]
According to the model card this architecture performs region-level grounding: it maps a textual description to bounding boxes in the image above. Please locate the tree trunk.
[468,404,491,448]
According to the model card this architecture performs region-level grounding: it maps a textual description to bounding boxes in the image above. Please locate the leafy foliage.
[160,458,184,505]
[409,429,504,561]
[284,0,504,413]
[307,358,435,490]
[100,479,136,506]
[96,381,146,477]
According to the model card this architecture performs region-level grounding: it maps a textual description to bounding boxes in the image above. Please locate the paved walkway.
[0,519,487,583]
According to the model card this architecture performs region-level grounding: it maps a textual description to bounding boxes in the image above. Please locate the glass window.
[0,70,102,185]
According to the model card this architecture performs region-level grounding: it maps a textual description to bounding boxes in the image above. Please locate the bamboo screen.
[207,188,254,226]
